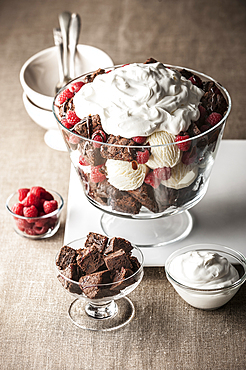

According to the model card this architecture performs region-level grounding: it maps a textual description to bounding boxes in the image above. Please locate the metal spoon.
[53,28,66,93]
[69,13,81,79]
[57,11,71,89]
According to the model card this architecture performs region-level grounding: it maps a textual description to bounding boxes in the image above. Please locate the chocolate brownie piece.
[187,122,208,149]
[201,81,227,115]
[155,184,178,212]
[88,179,111,206]
[108,187,142,214]
[105,237,133,255]
[79,270,111,299]
[56,245,77,270]
[85,232,109,253]
[74,114,103,139]
[104,249,133,271]
[76,245,104,274]
[129,256,141,272]
[129,183,159,213]
[79,140,106,166]
[110,267,134,293]
[85,68,106,83]
[101,135,138,162]
[57,263,82,294]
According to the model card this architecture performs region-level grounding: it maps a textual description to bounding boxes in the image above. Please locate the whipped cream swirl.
[73,62,204,138]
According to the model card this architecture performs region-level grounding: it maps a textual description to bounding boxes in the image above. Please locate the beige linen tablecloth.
[0,0,246,369]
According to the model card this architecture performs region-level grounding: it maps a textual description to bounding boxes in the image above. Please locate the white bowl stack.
[20,45,114,151]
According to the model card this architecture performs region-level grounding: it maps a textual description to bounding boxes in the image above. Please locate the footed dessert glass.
[53,64,231,247]
[55,237,144,331]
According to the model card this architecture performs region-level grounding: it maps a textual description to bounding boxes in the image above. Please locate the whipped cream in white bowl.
[165,244,246,310]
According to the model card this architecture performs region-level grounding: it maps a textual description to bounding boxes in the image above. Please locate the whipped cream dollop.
[169,251,239,289]
[106,159,148,190]
[73,62,204,138]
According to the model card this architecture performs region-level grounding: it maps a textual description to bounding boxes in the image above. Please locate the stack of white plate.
[20,45,114,151]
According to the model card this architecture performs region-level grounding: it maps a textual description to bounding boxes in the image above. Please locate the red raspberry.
[200,124,211,133]
[22,193,41,208]
[11,202,24,216]
[30,186,46,199]
[182,147,197,165]
[23,205,39,218]
[33,225,49,235]
[153,167,171,181]
[15,218,32,231]
[79,155,90,166]
[25,228,38,236]
[42,191,54,201]
[136,148,150,164]
[56,88,74,105]
[90,166,106,183]
[43,200,58,214]
[35,218,48,227]
[189,75,203,88]
[68,133,81,144]
[18,188,30,202]
[66,110,81,126]
[92,130,107,148]
[132,136,146,144]
[175,134,191,152]
[70,81,84,93]
[61,118,73,129]
[206,112,222,127]
[144,172,161,189]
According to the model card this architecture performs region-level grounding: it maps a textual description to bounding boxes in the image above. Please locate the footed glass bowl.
[53,64,231,247]
[55,237,144,331]
[6,189,64,239]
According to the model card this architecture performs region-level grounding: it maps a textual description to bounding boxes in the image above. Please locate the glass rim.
[55,237,144,288]
[6,189,64,220]
[52,63,232,149]
[165,243,246,293]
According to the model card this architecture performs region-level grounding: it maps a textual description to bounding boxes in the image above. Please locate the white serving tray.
[64,140,246,266]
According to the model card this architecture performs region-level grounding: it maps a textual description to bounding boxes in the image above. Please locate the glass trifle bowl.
[53,60,231,247]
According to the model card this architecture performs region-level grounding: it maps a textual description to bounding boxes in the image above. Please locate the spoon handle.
[58,11,72,78]
[69,13,81,79]
[53,28,64,84]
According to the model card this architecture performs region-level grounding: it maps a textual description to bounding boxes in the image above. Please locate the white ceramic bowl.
[165,244,246,310]
[20,44,114,111]
[22,93,57,130]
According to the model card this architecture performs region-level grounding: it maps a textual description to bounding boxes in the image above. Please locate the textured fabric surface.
[0,0,246,369]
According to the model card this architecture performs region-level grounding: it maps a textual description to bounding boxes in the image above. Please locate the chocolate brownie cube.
[110,267,134,293]
[56,245,77,270]
[100,135,138,162]
[74,114,103,139]
[105,237,133,255]
[76,245,104,274]
[129,256,141,272]
[79,270,111,299]
[104,249,133,271]
[129,183,159,213]
[108,187,142,214]
[85,232,109,253]
[57,263,82,294]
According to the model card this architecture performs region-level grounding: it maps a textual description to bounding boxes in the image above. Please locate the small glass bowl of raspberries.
[6,186,64,239]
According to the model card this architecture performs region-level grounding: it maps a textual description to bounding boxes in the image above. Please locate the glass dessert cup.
[6,189,64,239]
[165,244,246,310]
[55,237,144,331]
[53,64,231,247]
